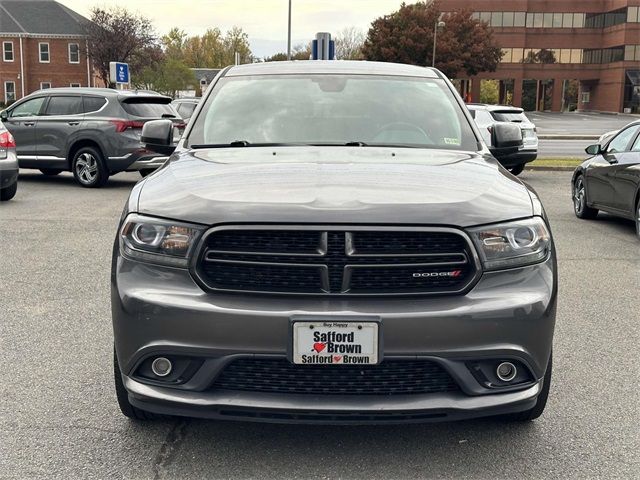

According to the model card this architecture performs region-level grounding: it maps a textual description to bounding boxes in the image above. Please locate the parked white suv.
[467,104,538,175]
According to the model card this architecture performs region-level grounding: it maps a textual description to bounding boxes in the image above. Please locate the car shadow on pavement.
[143,416,544,478]
[17,171,139,189]
[591,212,637,238]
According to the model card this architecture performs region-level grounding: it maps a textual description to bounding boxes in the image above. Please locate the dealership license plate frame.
[289,316,383,366]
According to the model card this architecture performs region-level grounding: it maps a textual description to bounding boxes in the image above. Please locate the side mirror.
[141,119,175,155]
[585,144,601,155]
[0,110,8,122]
[489,123,523,159]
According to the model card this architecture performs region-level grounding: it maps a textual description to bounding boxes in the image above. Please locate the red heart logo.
[313,342,326,353]
[333,355,343,363]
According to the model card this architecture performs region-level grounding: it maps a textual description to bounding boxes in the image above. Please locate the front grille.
[211,358,460,396]
[195,227,478,295]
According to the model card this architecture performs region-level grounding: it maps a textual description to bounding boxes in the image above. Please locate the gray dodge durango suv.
[112,61,557,424]
[0,88,183,187]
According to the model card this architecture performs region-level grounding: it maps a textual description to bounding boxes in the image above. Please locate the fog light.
[496,362,517,382]
[151,357,173,377]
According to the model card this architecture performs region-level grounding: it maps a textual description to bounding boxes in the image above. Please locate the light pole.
[287,0,292,60]
[432,20,446,67]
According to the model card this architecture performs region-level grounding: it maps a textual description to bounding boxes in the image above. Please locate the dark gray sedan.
[572,120,640,238]
[0,122,18,201]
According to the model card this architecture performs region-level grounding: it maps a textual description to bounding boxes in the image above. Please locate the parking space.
[528,112,638,136]
[1,169,638,479]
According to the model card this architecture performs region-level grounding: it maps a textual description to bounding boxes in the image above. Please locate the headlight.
[119,214,205,267]
[467,217,551,270]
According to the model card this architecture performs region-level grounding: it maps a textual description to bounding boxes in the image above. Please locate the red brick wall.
[0,35,91,104]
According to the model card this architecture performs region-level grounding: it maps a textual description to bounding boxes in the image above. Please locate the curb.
[538,135,599,140]
[525,166,576,172]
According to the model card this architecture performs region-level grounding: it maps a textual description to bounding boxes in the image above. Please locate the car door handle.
[67,121,80,126]
[24,122,35,126]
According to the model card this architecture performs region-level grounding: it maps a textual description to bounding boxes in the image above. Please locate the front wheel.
[114,347,162,420]
[72,147,109,188]
[635,200,640,240]
[573,175,598,219]
[509,164,525,176]
[0,181,17,201]
[502,351,552,422]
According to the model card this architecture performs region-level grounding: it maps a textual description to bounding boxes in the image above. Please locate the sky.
[57,0,406,58]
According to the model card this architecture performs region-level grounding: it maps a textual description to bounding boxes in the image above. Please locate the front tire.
[635,199,640,240]
[114,347,161,420]
[573,175,598,219]
[72,146,109,188]
[503,352,552,422]
[0,181,17,201]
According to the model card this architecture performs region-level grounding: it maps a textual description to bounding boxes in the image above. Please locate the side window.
[10,97,46,117]
[631,132,640,152]
[44,96,83,116]
[82,96,107,113]
[607,126,640,153]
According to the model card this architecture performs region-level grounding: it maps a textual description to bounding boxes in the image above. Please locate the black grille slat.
[211,358,460,395]
[197,228,476,295]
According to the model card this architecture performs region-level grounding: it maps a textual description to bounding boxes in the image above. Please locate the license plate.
[292,321,379,365]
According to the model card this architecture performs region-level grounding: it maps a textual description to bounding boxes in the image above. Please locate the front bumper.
[112,253,556,423]
[107,151,169,173]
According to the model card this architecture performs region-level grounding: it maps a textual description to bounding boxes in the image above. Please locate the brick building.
[442,0,640,113]
[0,0,93,105]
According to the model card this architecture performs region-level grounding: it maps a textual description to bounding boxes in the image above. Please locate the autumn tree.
[334,27,365,60]
[165,27,253,68]
[264,43,311,62]
[85,7,161,87]
[135,58,196,97]
[362,1,502,79]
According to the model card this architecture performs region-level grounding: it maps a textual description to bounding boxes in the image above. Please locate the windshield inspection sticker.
[444,137,461,145]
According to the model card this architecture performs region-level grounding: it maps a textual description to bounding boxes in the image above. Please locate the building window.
[581,92,591,104]
[40,82,51,90]
[3,41,14,62]
[491,11,503,27]
[68,43,80,63]
[4,81,16,103]
[39,43,50,63]
[70,83,81,87]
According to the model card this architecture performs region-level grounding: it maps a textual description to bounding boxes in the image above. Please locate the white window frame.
[4,81,16,103]
[68,43,80,64]
[39,42,50,63]
[40,82,52,90]
[3,41,14,62]
[70,83,81,88]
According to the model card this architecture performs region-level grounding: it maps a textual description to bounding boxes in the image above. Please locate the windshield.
[188,74,478,151]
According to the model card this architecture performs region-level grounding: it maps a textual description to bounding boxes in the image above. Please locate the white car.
[467,104,538,175]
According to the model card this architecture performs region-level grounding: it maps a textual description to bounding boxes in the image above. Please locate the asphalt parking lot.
[1,169,639,480]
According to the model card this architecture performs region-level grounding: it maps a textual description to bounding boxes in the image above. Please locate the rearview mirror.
[0,110,7,122]
[585,144,601,155]
[141,119,175,155]
[489,123,523,159]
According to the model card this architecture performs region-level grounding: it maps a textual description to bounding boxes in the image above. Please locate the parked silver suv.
[467,104,538,175]
[0,88,183,187]
[112,61,556,424]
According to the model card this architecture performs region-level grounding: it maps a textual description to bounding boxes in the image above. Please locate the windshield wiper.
[344,141,368,146]
[189,141,312,149]
[161,113,176,118]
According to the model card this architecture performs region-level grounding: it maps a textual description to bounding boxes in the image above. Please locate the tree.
[480,79,499,104]
[334,27,365,60]
[177,27,253,68]
[264,43,311,62]
[362,1,502,79]
[135,58,196,98]
[85,7,160,87]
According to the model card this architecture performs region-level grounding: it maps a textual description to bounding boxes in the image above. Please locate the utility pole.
[287,0,292,60]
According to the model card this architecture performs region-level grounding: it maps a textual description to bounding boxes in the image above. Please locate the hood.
[136,147,533,227]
